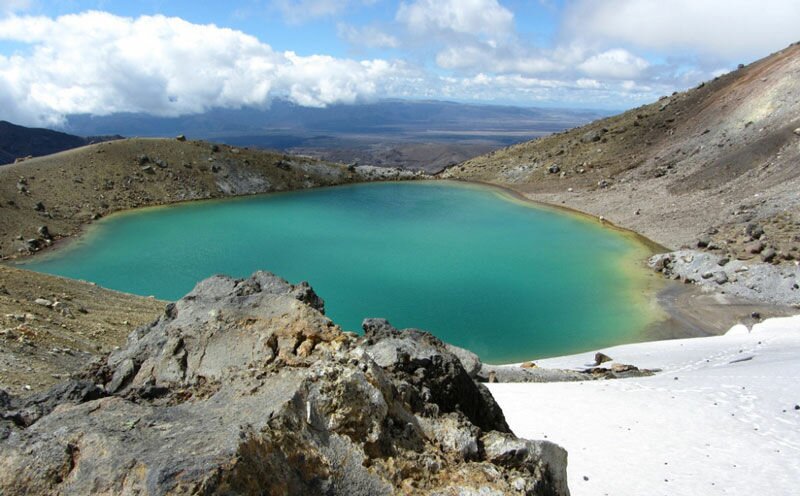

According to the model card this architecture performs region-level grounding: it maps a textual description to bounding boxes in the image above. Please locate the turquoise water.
[22,181,654,363]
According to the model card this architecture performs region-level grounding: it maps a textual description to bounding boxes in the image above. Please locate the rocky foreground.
[0,272,569,495]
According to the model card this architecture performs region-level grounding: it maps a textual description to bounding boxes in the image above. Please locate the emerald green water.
[22,181,655,363]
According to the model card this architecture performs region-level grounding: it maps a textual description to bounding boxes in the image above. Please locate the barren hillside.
[442,43,800,261]
[0,265,164,392]
[0,137,419,260]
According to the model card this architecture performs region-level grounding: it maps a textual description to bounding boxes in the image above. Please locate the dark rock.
[291,280,324,313]
[164,302,178,320]
[37,225,51,240]
[1,380,105,429]
[33,201,45,212]
[23,239,42,252]
[548,164,561,174]
[745,223,764,240]
[746,241,765,254]
[594,352,612,365]
[176,134,186,141]
[652,254,671,272]
[210,144,220,153]
[718,258,730,266]
[581,130,602,143]
[715,272,729,285]
[361,318,508,432]
[761,248,777,263]
[482,431,569,494]
[697,236,711,248]
[136,154,150,165]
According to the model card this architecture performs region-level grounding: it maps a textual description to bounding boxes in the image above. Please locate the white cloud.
[436,72,667,107]
[0,11,405,126]
[337,23,399,49]
[435,43,561,74]
[577,49,650,79]
[565,0,800,59]
[271,0,377,24]
[396,0,513,37]
[0,4,739,125]
[576,78,600,89]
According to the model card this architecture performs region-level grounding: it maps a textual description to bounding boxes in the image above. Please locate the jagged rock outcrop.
[0,272,569,495]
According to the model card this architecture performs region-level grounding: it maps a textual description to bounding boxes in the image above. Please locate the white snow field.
[488,315,800,496]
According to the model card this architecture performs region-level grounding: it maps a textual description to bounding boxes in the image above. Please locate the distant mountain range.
[62,100,606,172]
[63,100,607,140]
[1,100,606,170]
[0,121,122,165]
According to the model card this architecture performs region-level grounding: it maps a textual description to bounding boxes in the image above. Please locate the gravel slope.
[442,43,800,260]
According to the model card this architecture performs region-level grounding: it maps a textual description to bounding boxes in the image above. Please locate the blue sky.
[1,0,799,126]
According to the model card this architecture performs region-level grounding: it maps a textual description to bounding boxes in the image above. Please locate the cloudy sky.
[1,0,799,126]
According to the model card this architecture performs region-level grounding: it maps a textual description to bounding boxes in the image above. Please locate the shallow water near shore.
[22,181,658,363]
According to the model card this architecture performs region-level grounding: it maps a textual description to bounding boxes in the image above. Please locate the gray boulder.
[360,318,508,432]
[761,248,777,263]
[580,130,602,143]
[483,431,569,495]
[0,272,569,495]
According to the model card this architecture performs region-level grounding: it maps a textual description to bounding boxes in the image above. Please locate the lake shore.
[449,179,799,347]
[6,171,796,353]
[458,178,799,345]
[2,139,796,376]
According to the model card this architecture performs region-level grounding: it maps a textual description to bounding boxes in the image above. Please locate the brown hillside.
[442,43,800,259]
[0,137,415,260]
[0,264,164,392]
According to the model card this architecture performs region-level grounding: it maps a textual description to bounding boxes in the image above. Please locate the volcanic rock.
[0,272,568,495]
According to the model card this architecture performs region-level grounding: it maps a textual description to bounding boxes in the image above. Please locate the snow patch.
[489,315,800,495]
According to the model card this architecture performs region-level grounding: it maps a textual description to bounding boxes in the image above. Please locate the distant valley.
[62,100,607,172]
